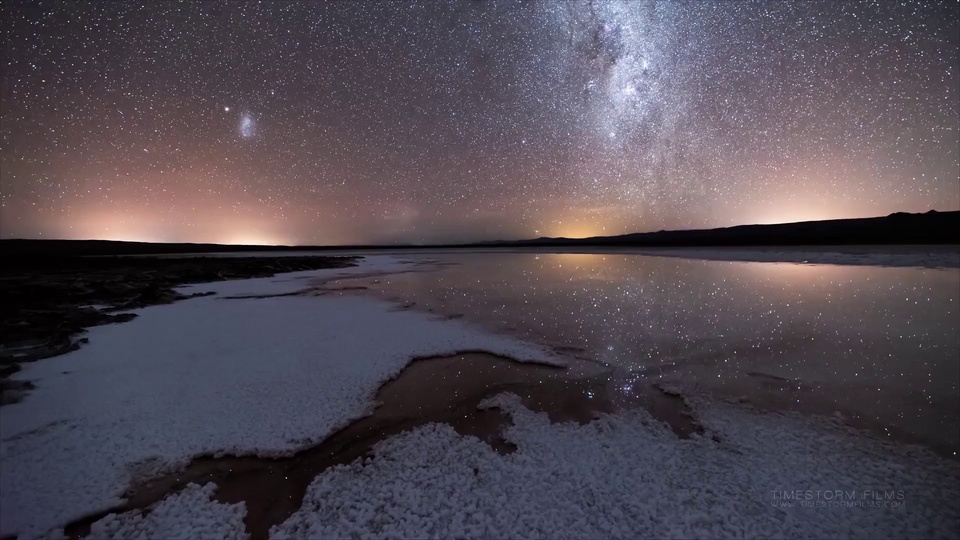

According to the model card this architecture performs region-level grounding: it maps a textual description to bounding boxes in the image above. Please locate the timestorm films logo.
[771,489,907,509]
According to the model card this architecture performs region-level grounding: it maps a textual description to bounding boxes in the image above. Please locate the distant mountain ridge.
[0,210,957,257]
[481,210,960,248]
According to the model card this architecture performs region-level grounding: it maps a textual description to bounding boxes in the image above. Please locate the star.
[0,0,955,243]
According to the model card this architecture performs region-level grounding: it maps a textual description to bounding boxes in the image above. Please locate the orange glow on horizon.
[741,191,867,226]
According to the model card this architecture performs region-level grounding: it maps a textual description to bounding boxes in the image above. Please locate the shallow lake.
[330,251,959,455]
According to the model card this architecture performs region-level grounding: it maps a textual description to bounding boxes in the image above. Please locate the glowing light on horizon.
[745,197,867,226]
[218,235,288,246]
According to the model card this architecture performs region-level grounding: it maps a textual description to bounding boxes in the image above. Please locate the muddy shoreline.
[0,255,357,401]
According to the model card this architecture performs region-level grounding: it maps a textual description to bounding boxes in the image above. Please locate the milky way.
[1,0,957,244]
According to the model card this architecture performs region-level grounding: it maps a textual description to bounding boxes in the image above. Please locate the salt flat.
[0,256,560,538]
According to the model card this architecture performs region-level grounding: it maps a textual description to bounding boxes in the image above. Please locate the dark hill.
[483,210,960,248]
[1,210,957,257]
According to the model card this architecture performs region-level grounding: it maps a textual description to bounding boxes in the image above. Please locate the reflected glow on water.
[347,252,960,453]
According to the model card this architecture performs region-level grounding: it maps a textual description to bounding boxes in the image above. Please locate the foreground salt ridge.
[0,255,562,538]
[88,483,247,540]
[84,394,960,540]
[267,393,959,540]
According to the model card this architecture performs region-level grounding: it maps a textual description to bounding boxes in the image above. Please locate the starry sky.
[2,0,958,245]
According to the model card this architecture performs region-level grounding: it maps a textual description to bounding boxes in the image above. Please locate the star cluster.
[2,0,957,244]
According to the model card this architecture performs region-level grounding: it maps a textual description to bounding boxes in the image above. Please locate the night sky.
[2,1,958,245]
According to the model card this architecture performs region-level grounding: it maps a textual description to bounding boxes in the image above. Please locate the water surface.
[335,251,959,454]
